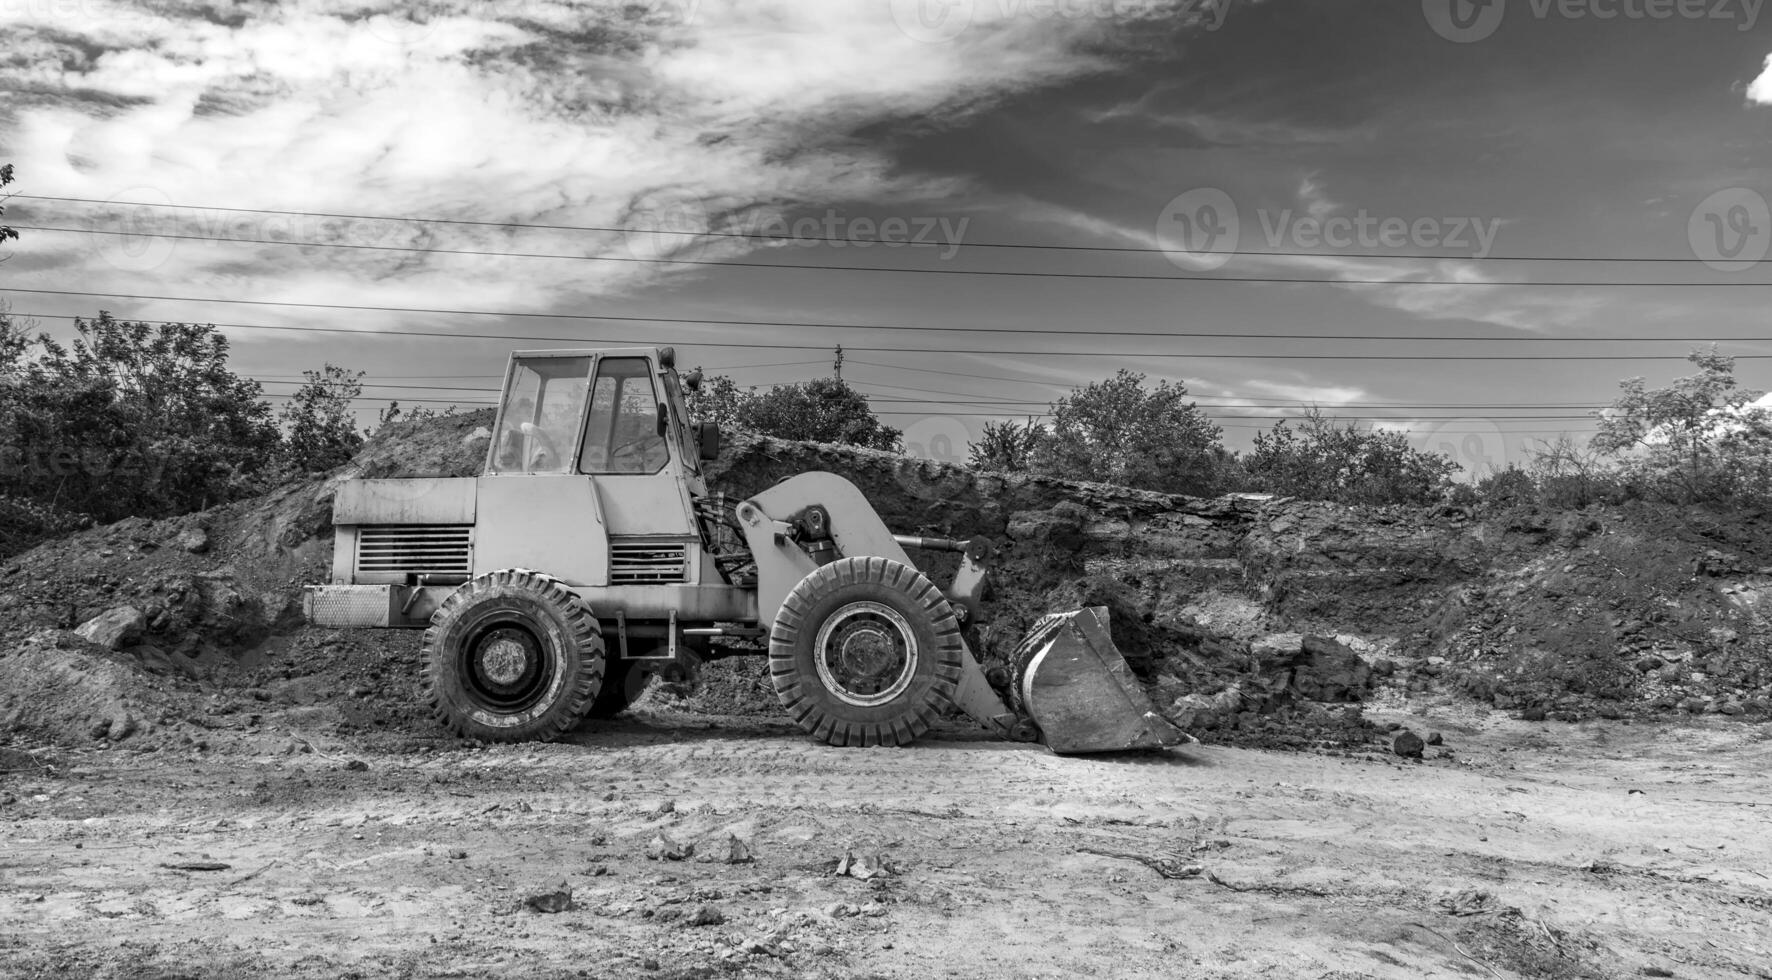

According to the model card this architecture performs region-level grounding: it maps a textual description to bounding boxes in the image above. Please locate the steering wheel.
[519,422,561,473]
[610,437,664,471]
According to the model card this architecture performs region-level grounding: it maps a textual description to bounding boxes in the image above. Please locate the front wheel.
[422,569,604,742]
[769,557,964,747]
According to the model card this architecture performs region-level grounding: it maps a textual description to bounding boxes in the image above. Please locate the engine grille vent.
[610,542,688,585]
[356,525,472,576]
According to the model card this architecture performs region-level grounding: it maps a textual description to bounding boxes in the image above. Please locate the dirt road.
[3,706,1768,980]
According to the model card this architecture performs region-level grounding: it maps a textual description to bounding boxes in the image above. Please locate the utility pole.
[833,344,843,381]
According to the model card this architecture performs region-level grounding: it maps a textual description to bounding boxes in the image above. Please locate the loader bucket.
[1010,606,1186,754]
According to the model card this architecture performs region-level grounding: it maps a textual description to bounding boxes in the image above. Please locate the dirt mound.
[0,630,184,743]
[4,412,1769,753]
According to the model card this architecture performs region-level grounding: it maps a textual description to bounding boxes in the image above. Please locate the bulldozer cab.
[488,350,692,477]
[482,349,708,538]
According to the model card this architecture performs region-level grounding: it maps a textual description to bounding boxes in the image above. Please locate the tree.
[280,364,365,472]
[688,374,902,451]
[0,312,281,521]
[1591,347,1772,503]
[969,417,1044,472]
[1242,409,1461,505]
[1,163,16,247]
[1033,369,1225,495]
[684,371,750,430]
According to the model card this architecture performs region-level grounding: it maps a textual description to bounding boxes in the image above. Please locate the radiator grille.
[356,525,472,576]
[610,542,688,584]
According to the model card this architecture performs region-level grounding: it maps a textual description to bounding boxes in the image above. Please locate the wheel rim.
[813,600,919,707]
[461,621,551,713]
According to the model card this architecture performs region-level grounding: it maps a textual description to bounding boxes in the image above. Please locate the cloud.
[0,0,1200,331]
[1244,378,1365,406]
[1296,173,1339,221]
[1017,198,1603,333]
[1747,52,1772,106]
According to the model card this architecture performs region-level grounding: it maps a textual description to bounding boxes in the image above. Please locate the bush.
[969,417,1043,472]
[0,312,282,522]
[1032,369,1227,495]
[688,374,901,451]
[1241,409,1460,506]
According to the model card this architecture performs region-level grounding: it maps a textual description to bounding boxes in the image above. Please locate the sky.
[2,0,1770,479]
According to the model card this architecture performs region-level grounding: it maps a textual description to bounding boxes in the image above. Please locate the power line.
[844,380,1610,409]
[18,192,1760,265]
[15,223,1772,287]
[247,378,1610,421]
[248,373,1612,412]
[8,303,1767,360]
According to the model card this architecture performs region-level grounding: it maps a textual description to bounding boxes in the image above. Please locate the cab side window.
[578,357,668,474]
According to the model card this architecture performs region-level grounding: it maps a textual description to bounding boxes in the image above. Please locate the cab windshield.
[490,356,591,474]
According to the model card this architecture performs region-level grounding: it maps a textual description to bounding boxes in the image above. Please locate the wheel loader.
[305,346,1181,754]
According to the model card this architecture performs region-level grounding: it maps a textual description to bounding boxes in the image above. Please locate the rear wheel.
[769,557,964,747]
[422,569,603,742]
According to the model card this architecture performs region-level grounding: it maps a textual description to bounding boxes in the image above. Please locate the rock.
[1720,701,1744,716]
[1636,656,1664,674]
[1391,730,1425,758]
[835,850,894,880]
[522,880,573,913]
[1521,706,1547,722]
[1250,633,1306,668]
[645,833,694,861]
[175,525,209,554]
[1426,731,1443,746]
[1371,658,1396,678]
[686,905,725,927]
[694,833,754,865]
[74,606,146,650]
[1294,636,1374,702]
[449,850,468,860]
[344,759,369,772]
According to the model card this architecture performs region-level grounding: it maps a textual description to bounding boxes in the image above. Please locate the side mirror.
[693,421,721,461]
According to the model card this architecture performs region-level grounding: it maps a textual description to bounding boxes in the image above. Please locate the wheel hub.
[814,601,918,707]
[471,626,541,699]
[480,635,530,686]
